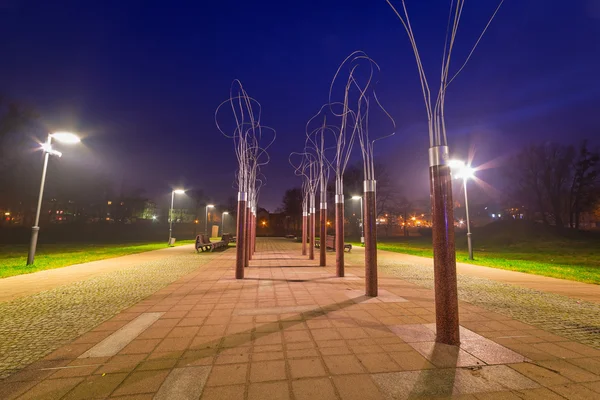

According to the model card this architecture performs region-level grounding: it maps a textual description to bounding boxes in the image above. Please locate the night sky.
[1,1,599,211]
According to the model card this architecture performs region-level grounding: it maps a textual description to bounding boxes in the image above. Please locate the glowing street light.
[449,160,475,260]
[351,195,364,243]
[221,211,229,235]
[169,189,185,245]
[27,132,81,265]
[205,204,214,235]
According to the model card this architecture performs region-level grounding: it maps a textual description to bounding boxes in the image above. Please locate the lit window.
[107,201,112,205]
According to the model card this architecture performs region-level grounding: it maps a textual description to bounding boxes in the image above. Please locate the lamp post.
[169,189,185,245]
[221,211,229,235]
[351,195,364,244]
[205,204,214,236]
[449,160,475,260]
[27,132,81,265]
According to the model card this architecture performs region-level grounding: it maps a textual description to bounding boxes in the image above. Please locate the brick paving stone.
[549,383,600,399]
[323,354,366,375]
[292,377,338,400]
[63,372,128,400]
[355,352,402,373]
[508,362,572,386]
[288,357,327,379]
[248,380,290,400]
[333,374,384,400]
[200,384,246,400]
[513,387,566,399]
[18,377,84,400]
[249,360,287,382]
[110,370,170,396]
[206,363,248,386]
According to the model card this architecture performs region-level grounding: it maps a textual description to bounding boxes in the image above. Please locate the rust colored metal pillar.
[319,202,327,267]
[309,196,315,260]
[429,145,460,346]
[245,205,251,265]
[302,211,307,255]
[249,209,254,258]
[335,192,344,277]
[364,180,377,297]
[235,193,247,279]
[252,209,256,254]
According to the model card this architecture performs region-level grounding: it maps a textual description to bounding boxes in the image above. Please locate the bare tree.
[569,141,599,229]
[508,143,575,229]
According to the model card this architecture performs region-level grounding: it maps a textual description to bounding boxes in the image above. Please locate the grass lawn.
[352,221,600,284]
[0,240,196,279]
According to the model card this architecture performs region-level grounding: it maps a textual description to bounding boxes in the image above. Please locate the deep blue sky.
[2,0,599,210]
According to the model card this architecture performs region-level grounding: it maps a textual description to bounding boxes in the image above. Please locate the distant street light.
[205,204,214,236]
[222,211,229,235]
[27,132,81,265]
[169,189,185,245]
[351,195,364,243]
[449,160,475,260]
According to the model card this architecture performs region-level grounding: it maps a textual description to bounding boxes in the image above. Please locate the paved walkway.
[2,238,600,399]
[0,245,197,303]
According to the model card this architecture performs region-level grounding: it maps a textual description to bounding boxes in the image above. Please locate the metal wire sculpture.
[331,51,395,296]
[386,0,505,344]
[216,80,275,279]
[305,105,337,267]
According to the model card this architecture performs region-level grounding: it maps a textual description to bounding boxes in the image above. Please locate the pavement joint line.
[235,305,318,315]
[79,312,164,358]
[39,363,103,370]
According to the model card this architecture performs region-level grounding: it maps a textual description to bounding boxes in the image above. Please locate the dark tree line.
[507,141,599,230]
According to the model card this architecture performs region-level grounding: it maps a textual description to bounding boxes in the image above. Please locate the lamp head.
[207,204,215,208]
[223,211,229,215]
[51,132,81,144]
[351,195,361,200]
[173,189,185,195]
[448,159,475,180]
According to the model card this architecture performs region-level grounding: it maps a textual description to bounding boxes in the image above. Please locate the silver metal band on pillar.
[428,145,449,167]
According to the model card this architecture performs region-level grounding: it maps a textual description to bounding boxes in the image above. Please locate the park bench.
[195,234,228,252]
[221,234,233,244]
[315,235,352,252]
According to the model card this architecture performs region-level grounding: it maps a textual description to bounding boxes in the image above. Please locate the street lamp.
[221,211,229,235]
[169,189,185,245]
[449,160,475,260]
[205,204,214,236]
[27,132,81,265]
[351,195,364,243]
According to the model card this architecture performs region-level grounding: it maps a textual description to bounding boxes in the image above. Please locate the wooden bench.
[315,235,352,252]
[195,234,229,252]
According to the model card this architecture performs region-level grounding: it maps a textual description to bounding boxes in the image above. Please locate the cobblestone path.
[0,250,217,378]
